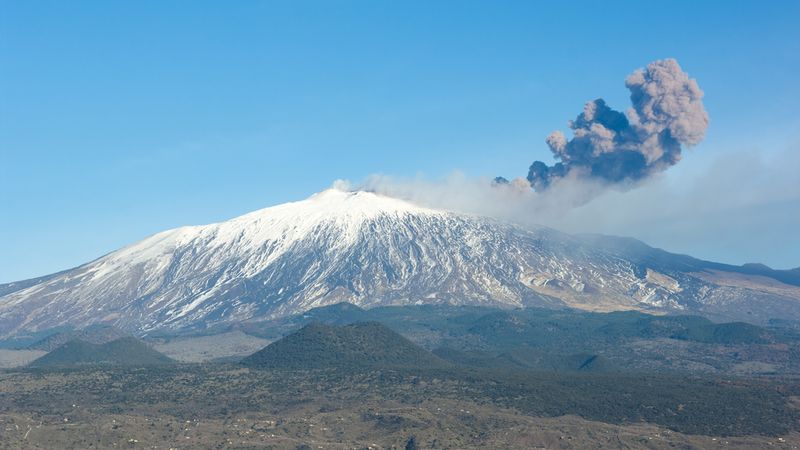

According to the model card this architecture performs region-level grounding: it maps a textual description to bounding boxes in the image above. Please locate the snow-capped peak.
[237,187,443,224]
[91,189,444,283]
[3,187,790,338]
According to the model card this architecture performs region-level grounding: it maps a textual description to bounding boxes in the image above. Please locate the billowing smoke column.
[527,58,709,191]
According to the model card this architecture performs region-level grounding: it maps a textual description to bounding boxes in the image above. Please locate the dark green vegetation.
[241,322,447,369]
[227,303,800,375]
[241,320,799,436]
[28,337,173,368]
[239,302,793,346]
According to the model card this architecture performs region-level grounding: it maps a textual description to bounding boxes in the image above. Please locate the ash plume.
[527,58,708,191]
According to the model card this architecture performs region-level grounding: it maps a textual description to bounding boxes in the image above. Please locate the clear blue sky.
[2,1,799,282]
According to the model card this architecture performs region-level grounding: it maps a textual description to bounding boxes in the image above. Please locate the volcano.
[1,188,798,337]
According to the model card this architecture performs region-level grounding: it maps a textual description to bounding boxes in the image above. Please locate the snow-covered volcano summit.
[2,188,799,337]
[96,188,447,286]
[1,188,525,335]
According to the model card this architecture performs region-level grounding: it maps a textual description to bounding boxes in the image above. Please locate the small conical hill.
[29,337,173,367]
[241,322,447,369]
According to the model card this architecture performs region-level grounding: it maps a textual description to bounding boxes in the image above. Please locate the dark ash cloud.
[526,59,709,191]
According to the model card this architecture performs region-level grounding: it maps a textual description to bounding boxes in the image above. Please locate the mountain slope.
[28,337,173,367]
[1,188,798,337]
[240,322,447,369]
[27,324,129,351]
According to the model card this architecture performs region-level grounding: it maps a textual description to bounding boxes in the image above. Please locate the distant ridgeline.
[26,324,129,351]
[239,302,786,347]
[232,302,800,375]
